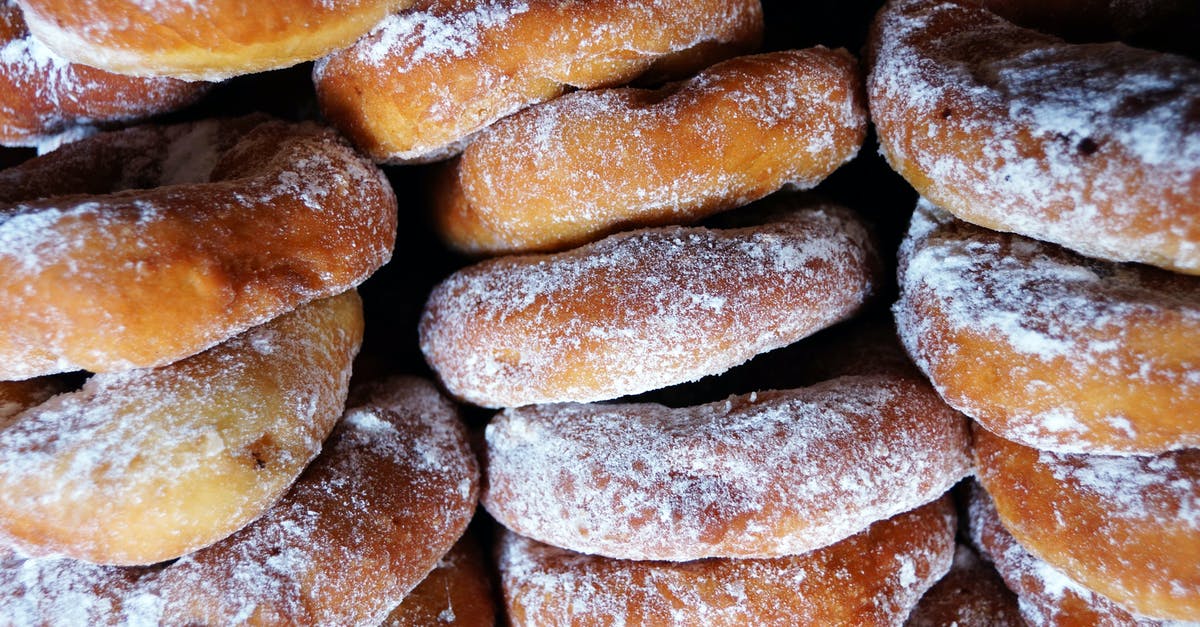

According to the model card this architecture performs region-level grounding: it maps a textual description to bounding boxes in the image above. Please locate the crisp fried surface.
[384,533,495,627]
[896,201,1200,455]
[499,498,956,626]
[868,0,1200,274]
[16,0,411,80]
[975,426,1200,621]
[436,48,867,254]
[315,0,762,164]
[0,115,396,380]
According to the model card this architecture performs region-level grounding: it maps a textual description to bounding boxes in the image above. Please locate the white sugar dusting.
[421,205,875,407]
[483,375,970,560]
[869,0,1200,271]
[353,0,529,69]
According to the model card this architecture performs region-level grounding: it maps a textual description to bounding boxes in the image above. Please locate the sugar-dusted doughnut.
[435,48,868,255]
[905,544,1023,627]
[483,373,971,560]
[896,201,1200,455]
[14,0,411,81]
[974,426,1200,621]
[0,375,480,624]
[867,0,1200,274]
[314,0,762,164]
[0,0,206,149]
[420,200,878,407]
[383,533,495,627]
[0,291,363,566]
[499,497,956,626]
[967,482,1165,627]
[0,115,396,381]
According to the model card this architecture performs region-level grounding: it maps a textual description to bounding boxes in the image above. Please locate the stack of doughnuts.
[872,0,1200,622]
[3,0,1195,621]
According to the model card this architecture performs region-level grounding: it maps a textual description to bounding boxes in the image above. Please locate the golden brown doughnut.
[420,200,878,407]
[14,0,411,81]
[383,533,495,627]
[896,201,1200,455]
[905,544,1023,627]
[483,373,971,560]
[0,291,362,566]
[314,0,762,164]
[974,426,1200,621]
[499,497,957,626]
[0,375,480,624]
[867,0,1200,274]
[435,48,868,255]
[968,482,1168,627]
[0,115,396,381]
[0,0,206,149]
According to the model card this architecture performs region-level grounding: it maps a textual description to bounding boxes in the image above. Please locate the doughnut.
[867,0,1200,274]
[420,199,878,407]
[435,48,868,255]
[314,0,763,164]
[0,114,397,381]
[0,375,480,624]
[968,482,1166,627]
[14,0,411,81]
[896,200,1200,455]
[0,291,362,566]
[974,425,1200,620]
[383,533,495,627]
[498,497,956,626]
[483,372,971,560]
[905,544,1023,627]
[0,0,206,149]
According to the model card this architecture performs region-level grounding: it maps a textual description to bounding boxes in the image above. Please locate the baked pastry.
[383,533,495,626]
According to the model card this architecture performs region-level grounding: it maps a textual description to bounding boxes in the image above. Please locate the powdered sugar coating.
[499,498,956,626]
[896,200,1200,455]
[0,375,478,626]
[0,0,205,148]
[0,292,363,566]
[905,543,1023,627]
[974,427,1200,621]
[421,202,877,407]
[314,0,762,163]
[436,47,867,254]
[968,483,1182,627]
[868,0,1200,274]
[17,0,409,80]
[484,374,971,560]
[0,115,397,380]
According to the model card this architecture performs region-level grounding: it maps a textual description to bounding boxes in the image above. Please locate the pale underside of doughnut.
[436,47,868,255]
[16,0,412,81]
[905,544,1024,627]
[314,0,763,164]
[967,483,1169,627]
[0,376,480,625]
[498,497,956,627]
[895,201,1200,455]
[420,202,878,407]
[383,533,495,627]
[974,426,1200,621]
[0,115,397,380]
[868,0,1200,274]
[0,291,363,566]
[483,373,971,560]
[0,0,206,148]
